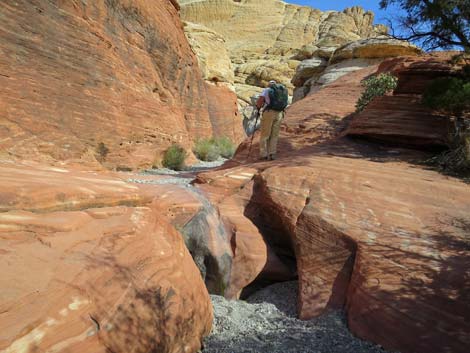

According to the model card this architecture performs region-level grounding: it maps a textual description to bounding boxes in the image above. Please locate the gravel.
[141,158,227,176]
[201,281,395,353]
[126,159,227,186]
[126,177,194,185]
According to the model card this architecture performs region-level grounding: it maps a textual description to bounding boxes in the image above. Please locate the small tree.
[380,0,470,52]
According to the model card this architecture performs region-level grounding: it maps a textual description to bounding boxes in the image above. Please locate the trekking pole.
[247,108,260,159]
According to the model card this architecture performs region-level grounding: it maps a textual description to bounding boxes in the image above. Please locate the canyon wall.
[0,0,243,170]
[0,1,225,352]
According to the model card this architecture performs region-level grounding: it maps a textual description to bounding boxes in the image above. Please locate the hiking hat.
[268,80,277,86]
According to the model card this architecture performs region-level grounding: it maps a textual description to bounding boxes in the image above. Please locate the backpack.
[267,84,288,111]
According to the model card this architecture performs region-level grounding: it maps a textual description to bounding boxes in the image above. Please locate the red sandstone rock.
[194,166,294,298]
[0,161,212,353]
[0,0,240,170]
[199,150,470,353]
[233,65,379,163]
[197,62,470,353]
[347,94,451,147]
[346,54,462,148]
[205,82,246,144]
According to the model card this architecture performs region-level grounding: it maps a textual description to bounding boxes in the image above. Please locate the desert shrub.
[193,136,235,161]
[193,138,220,161]
[96,142,109,162]
[214,136,236,159]
[162,144,187,170]
[422,77,470,114]
[422,67,470,176]
[356,73,398,112]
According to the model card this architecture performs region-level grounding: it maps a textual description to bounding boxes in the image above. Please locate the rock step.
[346,95,450,148]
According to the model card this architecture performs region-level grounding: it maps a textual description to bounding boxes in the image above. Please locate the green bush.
[193,138,220,161]
[214,136,236,159]
[162,144,187,170]
[193,136,236,161]
[356,73,398,112]
[422,67,470,176]
[422,77,470,114]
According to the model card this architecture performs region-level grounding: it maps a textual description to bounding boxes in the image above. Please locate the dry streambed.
[202,282,395,353]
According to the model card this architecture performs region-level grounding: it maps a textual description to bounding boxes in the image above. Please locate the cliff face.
[0,0,243,170]
[178,0,386,107]
[179,1,378,56]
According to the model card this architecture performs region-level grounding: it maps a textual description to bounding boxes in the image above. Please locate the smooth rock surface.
[183,21,235,83]
[0,161,213,353]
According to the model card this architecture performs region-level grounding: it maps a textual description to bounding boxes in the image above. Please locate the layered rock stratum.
[0,161,213,353]
[1,1,469,353]
[0,0,244,171]
[185,53,470,353]
[178,0,420,108]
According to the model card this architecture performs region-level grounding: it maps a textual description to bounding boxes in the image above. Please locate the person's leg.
[259,110,275,159]
[268,111,284,159]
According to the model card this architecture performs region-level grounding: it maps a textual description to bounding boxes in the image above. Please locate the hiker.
[256,80,288,160]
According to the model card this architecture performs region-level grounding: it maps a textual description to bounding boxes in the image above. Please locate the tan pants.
[259,109,284,158]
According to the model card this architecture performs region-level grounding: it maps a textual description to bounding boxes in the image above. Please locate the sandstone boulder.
[331,37,422,64]
[0,161,213,353]
[292,37,422,102]
[293,58,381,101]
[0,0,241,170]
[291,57,328,87]
[194,168,296,299]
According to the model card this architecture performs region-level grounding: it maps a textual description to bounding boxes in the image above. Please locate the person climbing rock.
[256,80,289,160]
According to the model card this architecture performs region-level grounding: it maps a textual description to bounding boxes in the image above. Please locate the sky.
[284,1,403,26]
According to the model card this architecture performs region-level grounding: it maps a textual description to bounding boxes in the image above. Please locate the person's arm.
[256,88,270,110]
[256,95,265,110]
